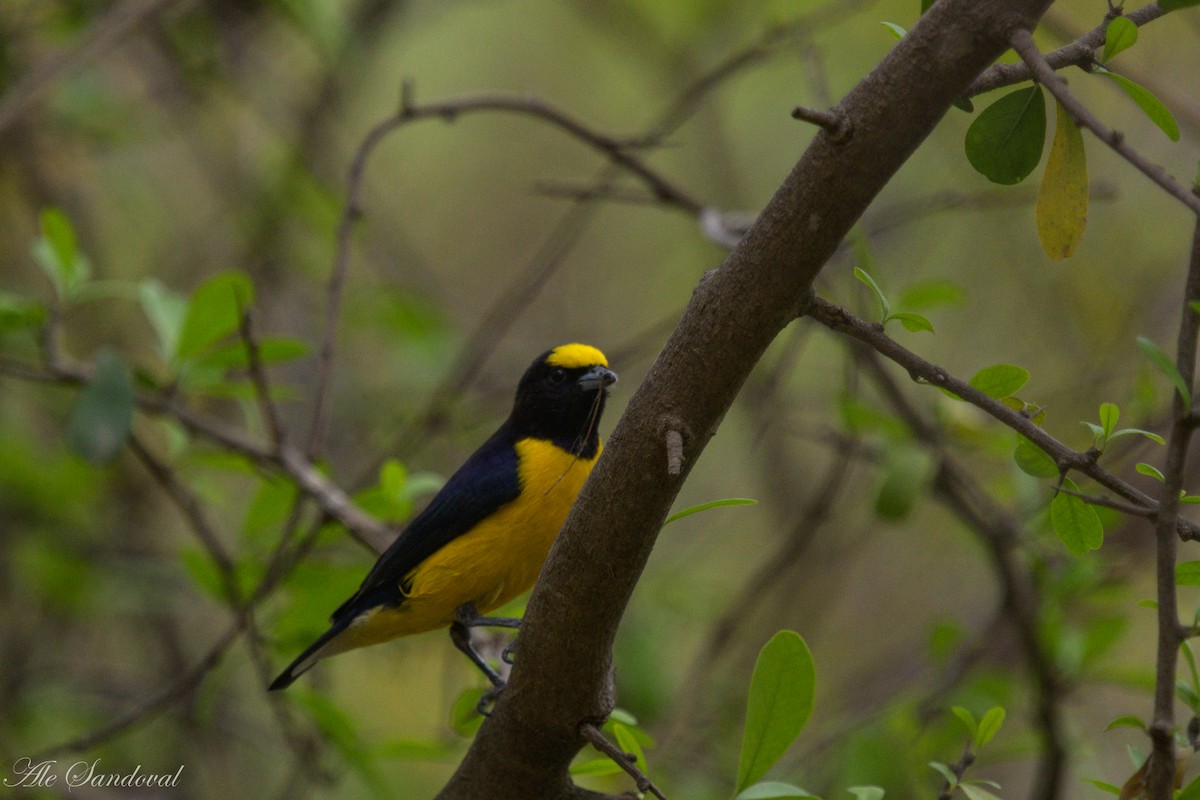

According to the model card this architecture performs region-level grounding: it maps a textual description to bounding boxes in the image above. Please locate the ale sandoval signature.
[5,758,184,790]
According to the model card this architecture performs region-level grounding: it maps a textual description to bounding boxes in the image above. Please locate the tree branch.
[1009,27,1200,217]
[803,295,1200,541]
[1145,203,1200,798]
[435,1,1056,797]
[965,3,1166,98]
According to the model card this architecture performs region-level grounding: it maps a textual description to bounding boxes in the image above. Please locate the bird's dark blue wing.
[331,425,521,623]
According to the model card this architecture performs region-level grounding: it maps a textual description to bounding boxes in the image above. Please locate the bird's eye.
[548,368,567,384]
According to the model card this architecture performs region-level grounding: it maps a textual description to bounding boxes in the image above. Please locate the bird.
[270,343,617,695]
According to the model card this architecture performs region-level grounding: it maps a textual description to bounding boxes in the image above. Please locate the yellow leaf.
[1036,101,1088,260]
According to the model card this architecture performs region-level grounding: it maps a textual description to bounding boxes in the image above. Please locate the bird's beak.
[578,366,618,392]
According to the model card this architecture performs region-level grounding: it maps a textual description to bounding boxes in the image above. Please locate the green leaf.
[958,784,1003,800]
[1050,478,1104,556]
[612,722,648,775]
[847,788,885,800]
[1014,434,1059,478]
[138,279,188,361]
[887,312,935,333]
[1182,642,1199,691]
[1178,774,1200,800]
[33,207,92,299]
[928,761,958,785]
[1104,714,1146,732]
[1100,403,1119,439]
[737,782,818,800]
[965,85,1047,185]
[0,292,47,333]
[176,271,255,362]
[874,446,934,520]
[968,364,1030,399]
[180,547,224,601]
[241,477,300,542]
[1036,100,1088,260]
[838,396,909,439]
[664,498,757,526]
[736,631,816,792]
[1103,16,1138,62]
[192,337,311,371]
[449,688,486,737]
[880,21,906,40]
[67,350,134,464]
[854,267,890,319]
[976,706,1005,748]
[1176,680,1200,713]
[1177,561,1200,586]
[1136,336,1191,406]
[1159,0,1200,12]
[609,707,639,726]
[1136,462,1165,482]
[950,706,978,741]
[1095,67,1180,141]
[1108,427,1165,445]
[1082,779,1121,795]
[570,758,625,777]
[897,279,966,311]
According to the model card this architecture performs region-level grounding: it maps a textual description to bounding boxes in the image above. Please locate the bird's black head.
[509,343,617,457]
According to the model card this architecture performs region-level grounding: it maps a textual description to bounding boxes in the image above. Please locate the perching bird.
[270,343,616,693]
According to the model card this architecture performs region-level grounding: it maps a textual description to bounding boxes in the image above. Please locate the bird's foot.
[476,682,506,717]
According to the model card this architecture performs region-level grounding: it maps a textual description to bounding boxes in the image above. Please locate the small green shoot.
[853,267,935,333]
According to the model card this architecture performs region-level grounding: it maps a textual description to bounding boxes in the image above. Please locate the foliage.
[2,1,1199,799]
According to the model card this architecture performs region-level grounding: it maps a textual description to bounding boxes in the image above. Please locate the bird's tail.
[269,620,351,691]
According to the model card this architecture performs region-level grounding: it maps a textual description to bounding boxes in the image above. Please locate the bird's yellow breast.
[340,437,601,646]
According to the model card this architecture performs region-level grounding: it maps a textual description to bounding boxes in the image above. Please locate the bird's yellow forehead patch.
[546,343,607,369]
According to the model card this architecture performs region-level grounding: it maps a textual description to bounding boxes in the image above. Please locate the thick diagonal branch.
[435,1,1055,798]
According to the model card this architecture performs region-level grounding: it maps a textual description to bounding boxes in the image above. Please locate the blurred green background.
[2,1,1200,797]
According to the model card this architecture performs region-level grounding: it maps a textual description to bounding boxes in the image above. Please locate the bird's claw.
[501,639,517,665]
[476,683,506,717]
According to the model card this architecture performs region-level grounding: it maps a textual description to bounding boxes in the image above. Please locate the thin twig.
[579,723,667,800]
[790,105,850,140]
[239,308,287,448]
[802,295,1200,540]
[966,3,1166,98]
[1009,27,1200,217]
